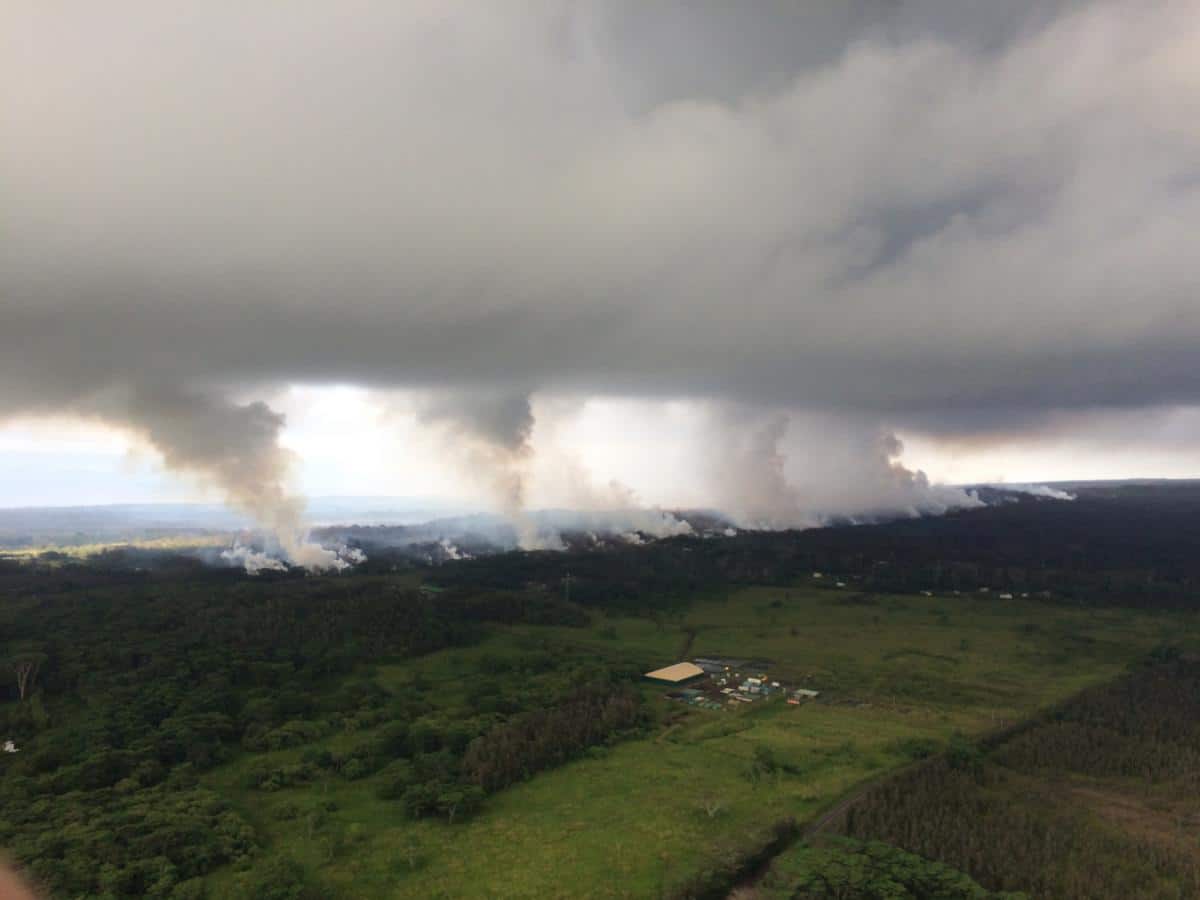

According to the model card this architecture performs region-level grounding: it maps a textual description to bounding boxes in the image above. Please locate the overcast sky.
[3,1,1199,528]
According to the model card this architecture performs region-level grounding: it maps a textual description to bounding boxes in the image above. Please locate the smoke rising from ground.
[704,409,982,529]
[4,1,1200,545]
[410,390,550,548]
[5,384,365,571]
[996,484,1077,502]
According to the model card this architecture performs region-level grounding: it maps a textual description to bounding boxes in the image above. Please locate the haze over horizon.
[5,2,1200,555]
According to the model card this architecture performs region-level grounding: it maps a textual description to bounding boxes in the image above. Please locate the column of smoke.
[707,414,815,529]
[82,384,363,573]
[530,408,693,541]
[413,388,555,549]
[413,390,692,548]
[705,407,983,529]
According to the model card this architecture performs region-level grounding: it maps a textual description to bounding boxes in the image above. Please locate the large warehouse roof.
[644,662,705,683]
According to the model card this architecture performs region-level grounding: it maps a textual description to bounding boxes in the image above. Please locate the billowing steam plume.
[707,409,982,529]
[33,383,364,572]
[411,389,557,549]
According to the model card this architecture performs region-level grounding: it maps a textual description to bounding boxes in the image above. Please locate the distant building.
[2,740,17,753]
[644,662,705,685]
[694,656,750,670]
[999,593,1014,599]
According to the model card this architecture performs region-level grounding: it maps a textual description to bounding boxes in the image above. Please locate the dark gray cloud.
[3,1,1198,549]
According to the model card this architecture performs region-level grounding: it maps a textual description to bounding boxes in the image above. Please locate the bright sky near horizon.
[2,386,1197,510]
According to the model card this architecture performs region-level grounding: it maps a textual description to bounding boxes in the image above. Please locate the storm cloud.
[3,1,1199,553]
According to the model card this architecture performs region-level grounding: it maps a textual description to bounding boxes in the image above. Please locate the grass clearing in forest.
[202,585,1191,898]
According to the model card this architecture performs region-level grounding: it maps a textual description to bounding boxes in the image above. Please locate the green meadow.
[199,584,1189,898]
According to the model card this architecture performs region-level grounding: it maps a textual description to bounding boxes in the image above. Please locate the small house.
[2,740,17,753]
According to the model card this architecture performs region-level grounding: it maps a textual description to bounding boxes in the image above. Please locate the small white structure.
[921,590,933,597]
[793,688,820,699]
[2,740,17,754]
[999,593,1014,600]
[813,572,823,579]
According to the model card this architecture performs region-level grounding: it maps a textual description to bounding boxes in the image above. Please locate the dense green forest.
[829,655,1200,899]
[756,837,1023,899]
[0,571,646,898]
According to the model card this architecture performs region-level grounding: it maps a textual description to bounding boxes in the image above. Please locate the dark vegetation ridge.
[6,481,1200,612]
[428,481,1200,610]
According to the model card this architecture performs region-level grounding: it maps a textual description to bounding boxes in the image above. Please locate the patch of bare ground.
[1060,778,1200,852]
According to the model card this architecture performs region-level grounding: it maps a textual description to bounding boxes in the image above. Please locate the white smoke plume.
[706,408,983,529]
[33,383,367,573]
[438,539,466,561]
[221,543,287,575]
[994,483,1077,501]
[527,405,695,540]
[409,388,552,548]
[707,414,813,529]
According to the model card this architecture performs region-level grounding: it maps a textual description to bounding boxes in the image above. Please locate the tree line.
[833,657,1200,899]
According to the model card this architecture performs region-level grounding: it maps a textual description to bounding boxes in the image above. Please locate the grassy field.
[0,533,227,559]
[202,584,1192,898]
